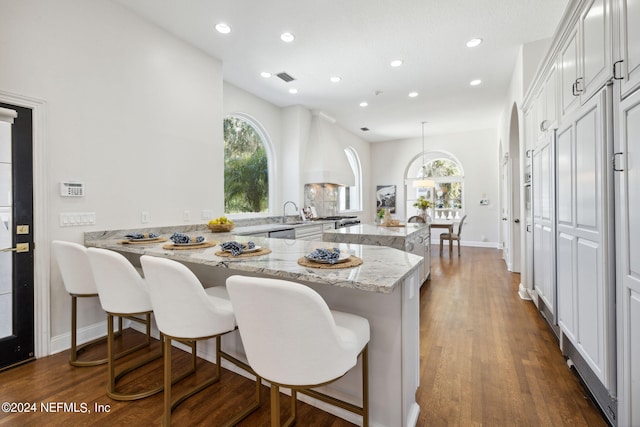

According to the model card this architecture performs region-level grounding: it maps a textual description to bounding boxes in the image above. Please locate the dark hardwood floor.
[0,247,607,426]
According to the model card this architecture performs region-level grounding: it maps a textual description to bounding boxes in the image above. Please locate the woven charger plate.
[119,237,168,245]
[297,255,363,269]
[215,248,272,258]
[162,241,218,250]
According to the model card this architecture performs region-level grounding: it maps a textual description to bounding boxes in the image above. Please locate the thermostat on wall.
[60,181,85,197]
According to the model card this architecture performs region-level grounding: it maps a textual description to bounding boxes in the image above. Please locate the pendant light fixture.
[413,121,435,188]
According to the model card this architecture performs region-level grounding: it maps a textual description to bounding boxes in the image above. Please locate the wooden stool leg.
[271,385,280,426]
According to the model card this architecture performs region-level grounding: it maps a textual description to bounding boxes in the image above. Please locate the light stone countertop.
[323,222,430,250]
[84,227,423,294]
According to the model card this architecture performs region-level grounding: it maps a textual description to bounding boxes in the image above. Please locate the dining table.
[429,218,458,233]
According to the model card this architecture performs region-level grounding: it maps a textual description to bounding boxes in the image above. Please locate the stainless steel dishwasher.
[268,228,295,239]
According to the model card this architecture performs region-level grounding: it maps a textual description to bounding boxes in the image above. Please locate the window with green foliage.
[224,116,269,213]
[408,152,464,219]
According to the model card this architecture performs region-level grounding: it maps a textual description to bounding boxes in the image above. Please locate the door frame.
[0,90,49,359]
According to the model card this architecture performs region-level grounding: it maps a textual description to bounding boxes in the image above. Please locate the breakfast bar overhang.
[85,227,423,427]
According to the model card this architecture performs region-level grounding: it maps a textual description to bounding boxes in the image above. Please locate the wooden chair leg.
[271,385,280,426]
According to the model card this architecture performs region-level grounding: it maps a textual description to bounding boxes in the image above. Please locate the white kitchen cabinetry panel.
[560,28,581,118]
[557,233,575,340]
[576,238,604,376]
[559,0,612,119]
[579,0,612,101]
[615,88,640,427]
[557,126,573,225]
[532,136,556,318]
[618,0,640,98]
[575,103,600,231]
[556,86,613,389]
[535,64,560,141]
[627,290,640,427]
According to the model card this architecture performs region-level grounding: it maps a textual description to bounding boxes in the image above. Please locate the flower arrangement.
[413,196,431,210]
[377,208,385,219]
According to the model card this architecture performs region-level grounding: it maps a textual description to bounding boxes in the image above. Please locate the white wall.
[371,129,500,246]
[0,0,224,339]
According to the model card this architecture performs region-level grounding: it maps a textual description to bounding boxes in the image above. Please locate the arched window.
[223,115,273,214]
[339,147,362,212]
[407,151,464,220]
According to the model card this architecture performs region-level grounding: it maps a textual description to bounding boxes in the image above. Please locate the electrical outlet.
[141,211,150,223]
[201,210,213,220]
[183,210,191,221]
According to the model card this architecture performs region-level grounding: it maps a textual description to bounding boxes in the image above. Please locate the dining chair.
[440,215,467,256]
[140,255,261,427]
[226,274,370,427]
[408,215,426,223]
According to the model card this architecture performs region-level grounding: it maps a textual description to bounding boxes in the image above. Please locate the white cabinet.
[555,86,614,390]
[579,0,613,100]
[617,0,640,97]
[615,87,640,427]
[560,27,581,118]
[535,63,559,141]
[560,0,612,119]
[294,223,333,241]
[532,136,555,317]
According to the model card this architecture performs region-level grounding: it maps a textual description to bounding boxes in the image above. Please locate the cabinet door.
[532,137,555,315]
[556,87,613,388]
[615,88,640,427]
[545,63,559,128]
[579,0,612,101]
[619,0,640,97]
[560,28,580,118]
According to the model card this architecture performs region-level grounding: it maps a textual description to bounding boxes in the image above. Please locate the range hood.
[303,111,355,186]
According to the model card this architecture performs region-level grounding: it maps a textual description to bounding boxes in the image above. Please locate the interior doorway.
[508,104,521,273]
[0,102,35,370]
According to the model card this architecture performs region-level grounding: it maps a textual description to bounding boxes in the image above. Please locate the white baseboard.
[50,318,133,355]
[518,283,532,300]
[430,239,499,249]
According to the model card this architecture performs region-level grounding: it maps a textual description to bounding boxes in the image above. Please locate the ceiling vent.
[276,72,295,82]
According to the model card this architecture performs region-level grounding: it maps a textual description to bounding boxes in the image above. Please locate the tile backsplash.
[304,184,339,217]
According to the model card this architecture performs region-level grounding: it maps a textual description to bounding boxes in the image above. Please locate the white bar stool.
[51,240,122,367]
[140,255,261,427]
[226,275,370,427]
[87,247,163,401]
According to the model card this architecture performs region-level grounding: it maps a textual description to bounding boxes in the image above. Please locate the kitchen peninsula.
[323,223,431,284]
[85,225,423,427]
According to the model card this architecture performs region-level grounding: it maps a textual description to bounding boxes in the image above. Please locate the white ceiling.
[115,0,569,142]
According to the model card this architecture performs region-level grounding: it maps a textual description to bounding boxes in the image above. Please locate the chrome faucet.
[282,201,298,223]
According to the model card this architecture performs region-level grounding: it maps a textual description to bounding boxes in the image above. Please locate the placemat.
[119,238,168,245]
[297,255,363,269]
[162,241,218,250]
[215,248,272,258]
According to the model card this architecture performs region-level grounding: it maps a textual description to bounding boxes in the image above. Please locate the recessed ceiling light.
[390,59,403,67]
[359,102,368,107]
[281,32,295,43]
[288,88,298,94]
[215,23,231,34]
[330,76,341,83]
[408,91,419,98]
[466,38,483,48]
[470,79,482,86]
[260,72,272,78]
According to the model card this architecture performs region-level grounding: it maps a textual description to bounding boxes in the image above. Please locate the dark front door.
[0,102,34,370]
